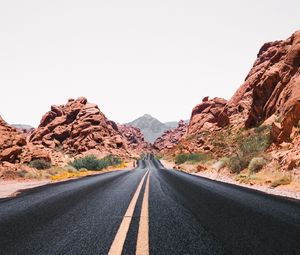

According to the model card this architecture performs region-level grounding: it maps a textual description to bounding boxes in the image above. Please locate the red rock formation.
[187,97,229,135]
[0,116,26,163]
[161,30,300,171]
[29,97,144,157]
[117,124,153,154]
[227,30,300,143]
[0,116,50,165]
[154,120,188,151]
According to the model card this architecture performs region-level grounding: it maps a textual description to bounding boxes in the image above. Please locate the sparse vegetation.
[213,157,230,171]
[17,169,28,178]
[227,125,271,173]
[228,156,242,173]
[175,153,211,165]
[70,155,122,171]
[271,175,292,188]
[248,157,267,174]
[29,159,52,170]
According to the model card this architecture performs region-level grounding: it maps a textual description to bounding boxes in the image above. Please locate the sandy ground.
[160,160,176,169]
[0,180,50,198]
[161,160,300,201]
[0,161,136,199]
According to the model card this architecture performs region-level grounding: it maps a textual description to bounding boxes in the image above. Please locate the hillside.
[158,30,300,192]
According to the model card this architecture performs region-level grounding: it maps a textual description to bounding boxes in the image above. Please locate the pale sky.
[0,0,299,127]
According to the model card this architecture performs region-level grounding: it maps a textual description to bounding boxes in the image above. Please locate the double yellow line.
[108,170,150,255]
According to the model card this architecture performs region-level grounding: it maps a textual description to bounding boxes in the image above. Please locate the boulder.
[187,97,229,135]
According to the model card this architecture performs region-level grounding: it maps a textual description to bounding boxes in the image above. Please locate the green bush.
[248,157,266,174]
[29,159,51,170]
[175,153,211,165]
[229,126,272,173]
[70,155,122,171]
[228,156,242,173]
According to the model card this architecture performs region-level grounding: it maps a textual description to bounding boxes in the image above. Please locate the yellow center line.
[108,170,149,255]
[136,172,150,255]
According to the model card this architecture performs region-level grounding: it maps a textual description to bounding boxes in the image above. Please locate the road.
[0,155,300,254]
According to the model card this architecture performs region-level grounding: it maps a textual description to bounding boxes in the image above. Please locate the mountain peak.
[126,114,179,143]
[142,114,153,118]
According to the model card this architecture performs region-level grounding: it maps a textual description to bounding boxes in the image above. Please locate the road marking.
[108,170,149,255]
[136,172,150,255]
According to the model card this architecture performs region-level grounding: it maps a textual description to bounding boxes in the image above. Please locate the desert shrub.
[175,153,211,165]
[271,175,292,188]
[213,157,230,171]
[248,157,267,174]
[70,155,122,171]
[17,170,28,178]
[238,130,270,157]
[29,159,51,170]
[230,126,272,173]
[228,156,242,173]
[65,166,78,173]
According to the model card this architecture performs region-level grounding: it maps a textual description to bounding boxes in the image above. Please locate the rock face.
[154,120,188,151]
[0,116,50,164]
[118,124,154,154]
[187,97,229,135]
[0,116,26,163]
[228,30,300,143]
[29,97,130,156]
[158,30,300,172]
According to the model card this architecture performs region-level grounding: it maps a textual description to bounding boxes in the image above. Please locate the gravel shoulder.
[161,160,300,201]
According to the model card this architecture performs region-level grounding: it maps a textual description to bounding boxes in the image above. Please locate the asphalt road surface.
[1,155,300,254]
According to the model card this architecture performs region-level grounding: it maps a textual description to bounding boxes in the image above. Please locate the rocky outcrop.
[187,97,229,135]
[0,116,50,164]
[227,30,300,143]
[154,120,188,151]
[29,97,130,156]
[160,30,300,172]
[118,124,154,154]
[29,97,156,158]
[0,116,26,163]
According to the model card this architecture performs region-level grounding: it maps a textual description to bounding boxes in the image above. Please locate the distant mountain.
[12,124,34,133]
[126,114,184,143]
[164,121,178,129]
[12,124,34,130]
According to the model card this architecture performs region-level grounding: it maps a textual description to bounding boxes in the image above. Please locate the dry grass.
[271,175,292,188]
[16,162,129,182]
[50,162,128,181]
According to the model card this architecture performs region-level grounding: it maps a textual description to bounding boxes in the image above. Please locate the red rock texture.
[29,97,128,155]
[117,124,154,154]
[187,97,229,135]
[228,30,300,143]
[153,120,187,152]
[158,30,300,173]
[0,116,27,163]
[0,116,50,165]
[29,97,152,158]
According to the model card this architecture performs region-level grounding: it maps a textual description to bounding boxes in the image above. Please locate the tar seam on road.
[136,171,150,255]
[108,170,149,255]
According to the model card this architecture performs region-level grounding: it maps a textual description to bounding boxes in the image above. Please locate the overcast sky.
[0,0,299,127]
